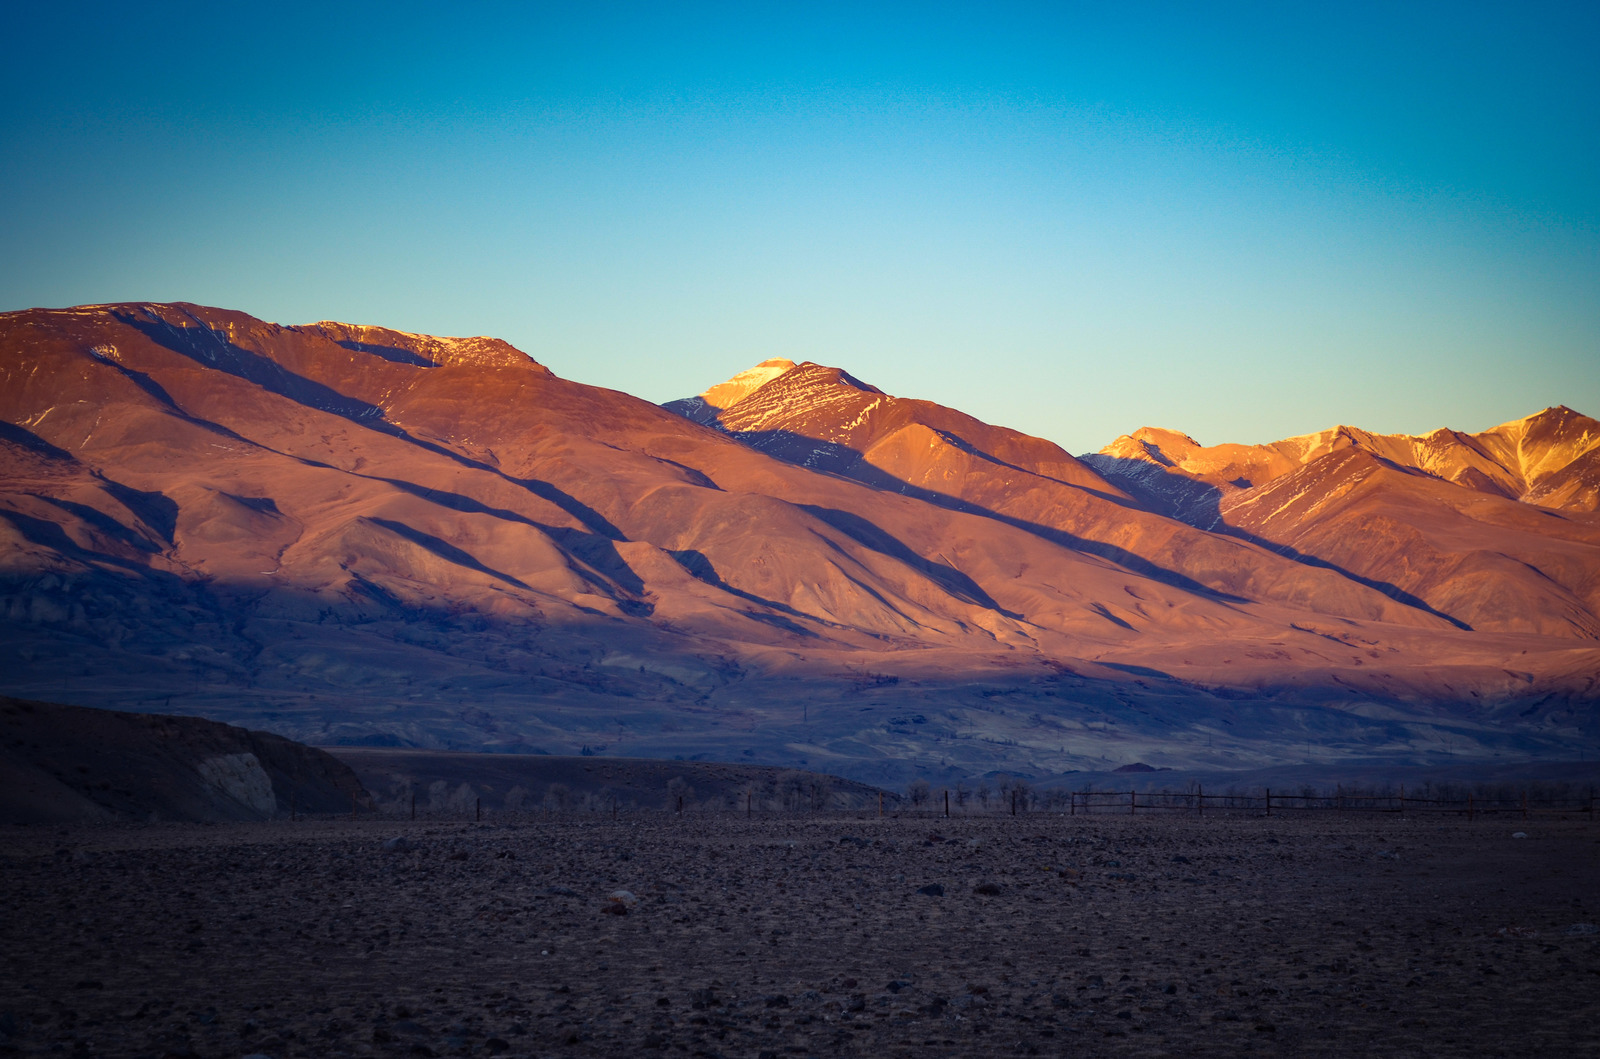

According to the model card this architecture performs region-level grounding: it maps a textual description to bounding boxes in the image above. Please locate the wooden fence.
[1059,786,1599,819]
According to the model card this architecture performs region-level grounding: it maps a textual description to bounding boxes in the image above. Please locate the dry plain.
[1,811,1596,1058]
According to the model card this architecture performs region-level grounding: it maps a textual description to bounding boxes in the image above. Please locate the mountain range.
[1,302,1596,784]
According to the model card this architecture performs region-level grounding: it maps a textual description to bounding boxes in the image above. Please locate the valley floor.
[1,812,1596,1058]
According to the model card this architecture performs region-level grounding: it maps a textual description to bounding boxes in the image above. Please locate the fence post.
[1468,793,1474,821]
[1069,791,1075,817]
[351,791,357,820]
[1198,785,1203,818]
[1130,789,1136,816]
[410,788,416,821]
[945,789,950,818]
[1398,784,1404,816]
[1521,790,1528,820]
[748,789,753,818]
[878,790,883,818]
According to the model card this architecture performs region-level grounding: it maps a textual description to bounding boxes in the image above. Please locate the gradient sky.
[3,1,1596,453]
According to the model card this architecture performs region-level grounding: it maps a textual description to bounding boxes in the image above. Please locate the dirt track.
[2,811,1596,1058]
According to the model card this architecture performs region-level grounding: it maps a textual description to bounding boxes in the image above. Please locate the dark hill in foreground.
[0,697,364,824]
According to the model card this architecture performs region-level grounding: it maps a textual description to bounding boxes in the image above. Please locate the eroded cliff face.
[0,303,1595,780]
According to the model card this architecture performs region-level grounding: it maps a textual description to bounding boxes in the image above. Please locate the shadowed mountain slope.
[1,306,1596,784]
[668,361,1461,627]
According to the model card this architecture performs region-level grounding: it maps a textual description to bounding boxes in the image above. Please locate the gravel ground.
[1,811,1596,1058]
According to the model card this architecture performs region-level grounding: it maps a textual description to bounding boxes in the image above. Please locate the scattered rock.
[1562,923,1599,937]
[1512,832,1528,839]
[546,885,578,896]
[916,883,944,897]
[609,890,640,907]
[973,881,1002,896]
[381,836,411,853]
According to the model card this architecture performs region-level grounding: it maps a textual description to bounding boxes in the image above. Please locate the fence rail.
[1061,787,1599,819]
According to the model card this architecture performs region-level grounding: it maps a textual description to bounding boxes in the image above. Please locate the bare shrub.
[809,774,833,811]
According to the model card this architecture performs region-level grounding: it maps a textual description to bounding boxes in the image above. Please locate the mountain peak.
[697,358,798,412]
[1098,427,1203,466]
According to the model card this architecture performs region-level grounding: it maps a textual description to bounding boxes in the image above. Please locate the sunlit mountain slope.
[1,306,1595,782]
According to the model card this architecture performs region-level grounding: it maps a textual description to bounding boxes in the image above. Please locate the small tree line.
[349,769,879,819]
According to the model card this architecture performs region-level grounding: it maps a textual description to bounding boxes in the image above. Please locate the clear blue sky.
[3,2,1596,452]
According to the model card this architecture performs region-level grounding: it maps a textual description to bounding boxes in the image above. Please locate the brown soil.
[1,812,1596,1058]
